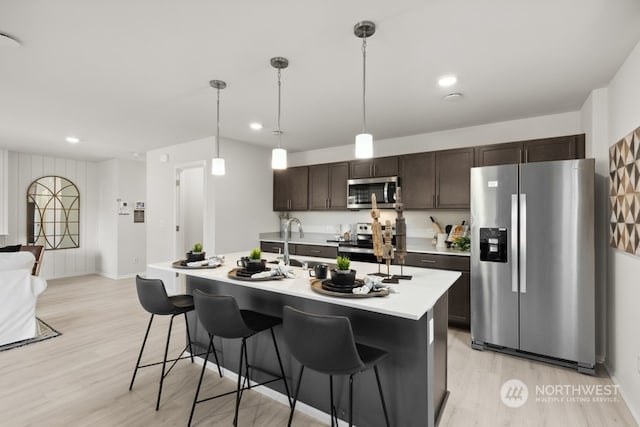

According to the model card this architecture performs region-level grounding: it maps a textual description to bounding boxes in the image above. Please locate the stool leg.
[210,335,222,377]
[156,314,175,411]
[330,375,337,427]
[287,365,305,427]
[349,374,354,427]
[129,314,154,391]
[374,366,391,427]
[184,312,194,363]
[233,338,246,426]
[270,327,292,407]
[187,334,214,427]
[243,341,251,390]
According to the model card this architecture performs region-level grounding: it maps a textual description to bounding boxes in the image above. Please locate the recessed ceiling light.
[250,122,263,130]
[0,33,20,48]
[65,136,80,143]
[438,75,457,87]
[442,92,464,101]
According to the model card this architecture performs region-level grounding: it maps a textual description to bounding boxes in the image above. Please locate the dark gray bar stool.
[129,275,221,410]
[283,305,391,427]
[188,290,291,427]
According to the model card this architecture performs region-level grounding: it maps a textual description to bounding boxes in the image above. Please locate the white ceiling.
[1,0,640,162]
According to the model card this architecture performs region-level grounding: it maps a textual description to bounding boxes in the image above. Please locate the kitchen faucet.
[283,218,304,265]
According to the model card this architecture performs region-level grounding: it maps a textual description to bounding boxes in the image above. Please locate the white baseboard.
[191,354,352,427]
[603,364,640,426]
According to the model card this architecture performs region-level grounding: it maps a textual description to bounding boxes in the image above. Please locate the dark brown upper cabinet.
[350,156,398,179]
[435,148,474,209]
[399,152,436,209]
[308,162,349,210]
[475,134,585,167]
[273,166,309,211]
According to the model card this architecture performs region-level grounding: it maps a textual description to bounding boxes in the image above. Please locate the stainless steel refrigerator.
[470,158,595,373]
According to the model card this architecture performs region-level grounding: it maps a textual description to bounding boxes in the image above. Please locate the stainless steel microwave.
[347,176,398,209]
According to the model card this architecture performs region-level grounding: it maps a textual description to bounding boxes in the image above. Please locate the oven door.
[337,246,378,263]
[347,177,398,209]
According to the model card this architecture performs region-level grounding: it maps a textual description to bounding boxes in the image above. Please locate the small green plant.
[249,248,262,260]
[452,236,471,252]
[192,242,203,253]
[336,256,351,271]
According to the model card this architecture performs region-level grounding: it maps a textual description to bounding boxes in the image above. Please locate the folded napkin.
[187,255,225,268]
[251,261,295,279]
[352,275,398,294]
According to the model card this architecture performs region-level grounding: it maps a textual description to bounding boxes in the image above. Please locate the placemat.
[309,279,389,298]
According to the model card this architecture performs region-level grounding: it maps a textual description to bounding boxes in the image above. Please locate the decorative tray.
[172,260,223,269]
[228,268,286,281]
[309,279,389,298]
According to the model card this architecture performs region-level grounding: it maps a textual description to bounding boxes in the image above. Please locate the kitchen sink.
[268,259,336,269]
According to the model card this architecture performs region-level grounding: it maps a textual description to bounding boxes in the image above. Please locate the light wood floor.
[0,275,636,427]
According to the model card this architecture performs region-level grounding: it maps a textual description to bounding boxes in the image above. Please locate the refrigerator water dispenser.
[479,227,508,263]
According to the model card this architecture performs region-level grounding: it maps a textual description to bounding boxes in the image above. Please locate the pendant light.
[270,57,289,170]
[210,79,226,176]
[354,20,376,159]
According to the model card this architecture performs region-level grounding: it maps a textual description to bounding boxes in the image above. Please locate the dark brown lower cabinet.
[404,252,470,329]
[260,241,287,255]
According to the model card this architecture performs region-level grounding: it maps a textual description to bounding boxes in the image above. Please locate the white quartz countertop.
[149,251,460,321]
[259,233,470,257]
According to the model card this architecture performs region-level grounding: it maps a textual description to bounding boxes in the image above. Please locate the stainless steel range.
[338,222,395,263]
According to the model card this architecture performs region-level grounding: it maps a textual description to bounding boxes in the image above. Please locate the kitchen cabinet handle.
[328,198,331,208]
[432,195,436,207]
[310,250,321,254]
[271,247,281,252]
[436,194,440,206]
[370,164,374,177]
[511,194,518,293]
[373,163,376,176]
[520,193,527,294]
[421,259,437,264]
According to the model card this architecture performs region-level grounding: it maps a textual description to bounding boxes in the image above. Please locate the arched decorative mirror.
[27,176,80,250]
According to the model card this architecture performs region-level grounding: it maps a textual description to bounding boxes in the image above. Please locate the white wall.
[146,136,275,264]
[96,160,118,278]
[116,159,146,278]
[0,151,98,279]
[603,39,640,422]
[0,149,7,235]
[96,158,147,279]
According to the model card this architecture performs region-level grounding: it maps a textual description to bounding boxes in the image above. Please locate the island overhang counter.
[148,252,460,427]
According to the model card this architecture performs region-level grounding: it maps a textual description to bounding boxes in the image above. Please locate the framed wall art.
[609,126,640,255]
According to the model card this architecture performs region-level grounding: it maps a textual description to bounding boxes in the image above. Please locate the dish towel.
[352,275,398,294]
[251,261,295,279]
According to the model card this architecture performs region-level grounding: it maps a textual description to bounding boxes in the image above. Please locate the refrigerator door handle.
[511,194,518,293]
[520,193,527,294]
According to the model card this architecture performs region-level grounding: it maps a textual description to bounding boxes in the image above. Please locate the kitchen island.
[149,252,460,427]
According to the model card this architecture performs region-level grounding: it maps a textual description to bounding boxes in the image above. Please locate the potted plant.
[330,256,356,286]
[245,247,266,272]
[186,242,205,262]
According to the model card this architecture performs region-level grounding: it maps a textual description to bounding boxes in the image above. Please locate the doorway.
[176,165,205,259]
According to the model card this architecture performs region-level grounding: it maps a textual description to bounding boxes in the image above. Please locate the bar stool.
[283,305,391,427]
[129,275,221,411]
[188,290,291,427]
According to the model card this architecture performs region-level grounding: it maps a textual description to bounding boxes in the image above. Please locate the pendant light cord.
[277,67,282,148]
[216,87,221,158]
[362,37,367,134]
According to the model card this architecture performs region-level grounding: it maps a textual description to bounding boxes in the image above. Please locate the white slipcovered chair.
[0,251,48,346]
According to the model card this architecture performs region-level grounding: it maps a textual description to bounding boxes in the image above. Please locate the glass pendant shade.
[355,133,373,158]
[271,148,287,170]
[211,157,225,176]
